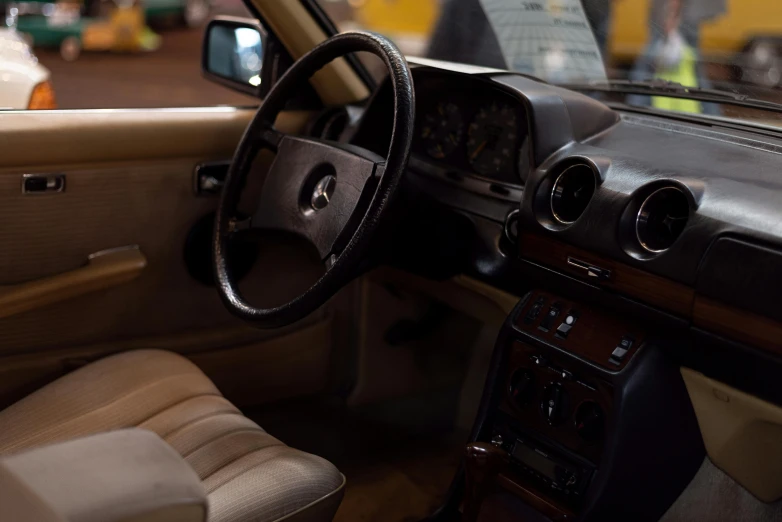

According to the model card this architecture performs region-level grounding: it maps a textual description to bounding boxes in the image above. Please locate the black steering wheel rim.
[213,31,415,328]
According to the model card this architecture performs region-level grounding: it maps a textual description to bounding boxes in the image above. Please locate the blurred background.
[2,0,782,117]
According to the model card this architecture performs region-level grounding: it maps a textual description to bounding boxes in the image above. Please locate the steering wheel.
[213,32,415,328]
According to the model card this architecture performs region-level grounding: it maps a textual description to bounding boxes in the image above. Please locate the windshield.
[314,0,782,123]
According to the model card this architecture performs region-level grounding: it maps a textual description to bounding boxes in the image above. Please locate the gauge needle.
[470,140,487,161]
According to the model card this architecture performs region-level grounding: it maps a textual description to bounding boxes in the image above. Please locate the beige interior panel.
[0,159,319,352]
[0,245,146,320]
[0,316,333,411]
[0,109,310,168]
[681,368,782,502]
[349,268,518,408]
[0,107,339,410]
[253,0,370,105]
[190,318,334,405]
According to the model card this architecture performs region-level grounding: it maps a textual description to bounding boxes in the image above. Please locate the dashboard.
[345,60,782,406]
[338,59,782,522]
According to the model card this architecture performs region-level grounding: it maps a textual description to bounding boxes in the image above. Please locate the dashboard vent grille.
[635,186,690,253]
[550,163,597,225]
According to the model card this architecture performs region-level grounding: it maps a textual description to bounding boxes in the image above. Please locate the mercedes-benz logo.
[311,174,336,211]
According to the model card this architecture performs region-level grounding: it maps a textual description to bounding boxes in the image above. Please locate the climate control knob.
[540,383,570,425]
[509,369,535,407]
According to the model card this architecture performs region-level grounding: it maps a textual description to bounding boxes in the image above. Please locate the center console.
[467,290,705,522]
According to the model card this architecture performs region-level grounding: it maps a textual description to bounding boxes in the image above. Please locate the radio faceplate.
[492,412,595,508]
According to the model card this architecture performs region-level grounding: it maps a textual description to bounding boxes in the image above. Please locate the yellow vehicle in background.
[609,0,782,87]
[347,0,437,38]
[323,0,438,55]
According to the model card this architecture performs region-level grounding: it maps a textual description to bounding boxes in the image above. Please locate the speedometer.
[466,102,518,177]
[420,101,464,160]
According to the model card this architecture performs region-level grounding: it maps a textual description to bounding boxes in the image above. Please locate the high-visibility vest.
[652,45,702,114]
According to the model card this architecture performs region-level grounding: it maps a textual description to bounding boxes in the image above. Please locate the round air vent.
[636,186,690,253]
[550,164,597,224]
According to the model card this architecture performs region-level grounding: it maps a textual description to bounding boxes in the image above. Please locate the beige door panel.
[682,368,782,502]
[0,245,146,320]
[0,108,310,169]
[0,108,333,409]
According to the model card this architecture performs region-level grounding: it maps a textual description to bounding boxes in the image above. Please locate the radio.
[492,421,594,502]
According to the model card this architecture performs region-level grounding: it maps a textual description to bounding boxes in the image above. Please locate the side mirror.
[202,16,265,97]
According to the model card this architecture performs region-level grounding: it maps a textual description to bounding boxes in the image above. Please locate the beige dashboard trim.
[0,246,146,320]
[681,368,782,502]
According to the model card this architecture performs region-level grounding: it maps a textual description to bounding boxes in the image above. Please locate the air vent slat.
[636,187,690,253]
[550,164,597,225]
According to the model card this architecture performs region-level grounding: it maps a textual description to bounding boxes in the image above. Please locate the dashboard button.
[538,303,562,332]
[555,323,572,338]
[609,347,629,365]
[609,335,635,365]
[524,296,546,324]
[555,310,578,339]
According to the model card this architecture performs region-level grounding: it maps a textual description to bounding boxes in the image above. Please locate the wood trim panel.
[520,232,695,318]
[693,297,782,355]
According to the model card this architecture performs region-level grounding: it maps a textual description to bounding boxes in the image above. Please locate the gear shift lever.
[463,442,510,522]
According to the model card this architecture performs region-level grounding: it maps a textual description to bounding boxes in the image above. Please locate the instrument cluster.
[413,74,528,186]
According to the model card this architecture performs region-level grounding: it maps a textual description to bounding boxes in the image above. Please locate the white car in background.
[0,27,56,109]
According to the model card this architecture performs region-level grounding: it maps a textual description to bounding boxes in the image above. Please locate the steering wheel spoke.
[258,125,284,153]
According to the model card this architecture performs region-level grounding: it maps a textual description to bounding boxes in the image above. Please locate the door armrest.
[0,429,207,522]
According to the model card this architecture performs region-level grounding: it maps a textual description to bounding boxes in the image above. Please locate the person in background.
[629,0,727,114]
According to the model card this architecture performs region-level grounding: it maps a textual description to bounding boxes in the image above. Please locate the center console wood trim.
[519,232,695,318]
[693,296,782,356]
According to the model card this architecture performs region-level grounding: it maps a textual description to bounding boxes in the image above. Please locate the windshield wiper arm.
[563,79,782,114]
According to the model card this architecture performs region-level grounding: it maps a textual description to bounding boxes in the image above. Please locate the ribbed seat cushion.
[0,350,345,522]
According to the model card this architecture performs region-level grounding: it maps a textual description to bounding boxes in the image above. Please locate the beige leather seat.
[0,350,345,522]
